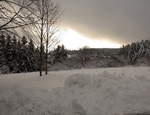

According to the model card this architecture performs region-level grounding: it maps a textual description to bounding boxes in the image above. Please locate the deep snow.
[0,67,150,115]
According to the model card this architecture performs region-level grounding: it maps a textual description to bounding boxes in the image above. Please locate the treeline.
[0,34,41,73]
[120,40,150,64]
[0,34,68,74]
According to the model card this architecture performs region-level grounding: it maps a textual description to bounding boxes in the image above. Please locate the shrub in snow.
[52,45,68,64]
[120,40,150,64]
[78,46,91,67]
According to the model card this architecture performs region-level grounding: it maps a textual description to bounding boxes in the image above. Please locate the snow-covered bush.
[121,40,150,64]
[0,34,41,73]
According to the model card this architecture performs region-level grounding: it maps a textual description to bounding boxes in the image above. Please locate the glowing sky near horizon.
[60,28,121,50]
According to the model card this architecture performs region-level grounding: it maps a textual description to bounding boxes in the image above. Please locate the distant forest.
[0,33,150,74]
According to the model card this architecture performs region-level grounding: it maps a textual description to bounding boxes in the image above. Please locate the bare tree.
[0,0,38,34]
[21,0,61,76]
[45,0,60,75]
[78,46,90,67]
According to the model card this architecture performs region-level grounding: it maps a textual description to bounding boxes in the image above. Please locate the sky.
[56,0,150,49]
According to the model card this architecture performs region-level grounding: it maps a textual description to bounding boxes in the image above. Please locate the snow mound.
[64,74,92,88]
[64,71,118,89]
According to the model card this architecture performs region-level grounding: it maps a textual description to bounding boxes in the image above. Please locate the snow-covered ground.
[0,67,150,115]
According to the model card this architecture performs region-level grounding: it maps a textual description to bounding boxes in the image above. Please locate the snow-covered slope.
[0,67,150,115]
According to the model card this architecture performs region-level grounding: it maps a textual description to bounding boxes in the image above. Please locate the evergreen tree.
[16,39,22,73]
[4,34,13,72]
[27,39,36,71]
[121,40,150,64]
[21,36,29,72]
[0,34,44,73]
[0,34,6,67]
[11,36,19,72]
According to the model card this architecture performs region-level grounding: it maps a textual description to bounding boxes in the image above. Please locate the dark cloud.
[57,0,150,44]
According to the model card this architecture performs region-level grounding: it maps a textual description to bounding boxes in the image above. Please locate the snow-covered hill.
[0,67,150,115]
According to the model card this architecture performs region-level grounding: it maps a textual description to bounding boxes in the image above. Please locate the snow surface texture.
[0,67,150,115]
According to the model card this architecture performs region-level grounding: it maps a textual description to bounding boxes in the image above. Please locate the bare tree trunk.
[45,5,49,75]
[40,0,44,76]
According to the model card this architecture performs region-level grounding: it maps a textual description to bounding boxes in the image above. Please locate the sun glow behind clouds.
[60,28,121,50]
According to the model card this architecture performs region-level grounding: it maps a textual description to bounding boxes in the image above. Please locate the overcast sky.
[57,0,150,45]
